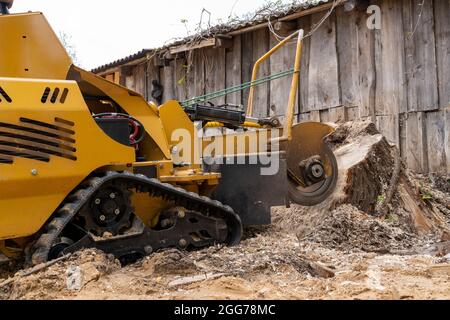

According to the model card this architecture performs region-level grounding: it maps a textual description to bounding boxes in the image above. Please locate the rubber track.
[30,171,243,265]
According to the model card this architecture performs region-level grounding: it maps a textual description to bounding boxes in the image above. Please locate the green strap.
[181,69,296,108]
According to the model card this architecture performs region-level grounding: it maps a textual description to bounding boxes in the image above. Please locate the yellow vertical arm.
[246,30,301,118]
[283,29,304,141]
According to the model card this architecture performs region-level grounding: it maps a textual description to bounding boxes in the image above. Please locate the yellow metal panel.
[159,100,201,167]
[0,13,72,79]
[0,77,135,240]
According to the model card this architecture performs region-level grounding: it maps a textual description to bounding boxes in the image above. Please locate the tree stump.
[274,121,450,240]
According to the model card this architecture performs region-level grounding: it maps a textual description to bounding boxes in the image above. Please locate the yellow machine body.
[0,12,219,257]
[0,10,338,260]
[0,12,72,80]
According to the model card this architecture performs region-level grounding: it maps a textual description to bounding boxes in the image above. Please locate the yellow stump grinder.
[0,2,338,265]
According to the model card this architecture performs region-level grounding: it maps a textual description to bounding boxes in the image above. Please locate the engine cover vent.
[0,87,12,103]
[0,117,76,164]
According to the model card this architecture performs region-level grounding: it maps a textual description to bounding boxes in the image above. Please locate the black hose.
[93,113,146,145]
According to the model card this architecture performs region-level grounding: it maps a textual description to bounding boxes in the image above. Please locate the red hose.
[129,119,140,145]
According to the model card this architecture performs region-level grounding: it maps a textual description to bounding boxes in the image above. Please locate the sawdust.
[0,249,120,300]
[414,173,450,225]
[301,205,417,253]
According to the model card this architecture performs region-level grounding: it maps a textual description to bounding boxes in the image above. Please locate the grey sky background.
[11,0,288,69]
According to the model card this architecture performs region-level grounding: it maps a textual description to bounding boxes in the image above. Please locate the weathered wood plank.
[125,75,135,91]
[376,114,399,146]
[329,106,347,123]
[446,107,450,173]
[204,47,226,105]
[269,25,297,121]
[225,35,242,106]
[375,0,407,115]
[173,56,188,102]
[298,15,311,116]
[299,112,311,123]
[161,61,175,102]
[347,106,359,121]
[434,0,450,110]
[336,6,376,119]
[185,51,196,100]
[307,11,340,111]
[241,32,253,109]
[399,113,407,161]
[335,7,358,108]
[170,38,216,55]
[132,64,146,97]
[357,8,376,120]
[193,49,206,98]
[405,112,428,172]
[426,110,447,173]
[310,110,321,122]
[403,0,439,112]
[320,109,330,123]
[252,28,270,118]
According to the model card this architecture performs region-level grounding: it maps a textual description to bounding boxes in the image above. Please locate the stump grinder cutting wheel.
[287,123,338,206]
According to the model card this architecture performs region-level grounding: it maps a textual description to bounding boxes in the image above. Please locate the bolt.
[99,215,106,222]
[178,239,188,248]
[311,164,324,178]
[114,209,121,216]
[31,169,38,176]
[94,198,101,205]
[144,246,153,254]
[160,219,172,228]
[109,193,116,199]
[178,209,186,219]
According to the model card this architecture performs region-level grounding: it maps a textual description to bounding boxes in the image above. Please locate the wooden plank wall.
[120,0,449,174]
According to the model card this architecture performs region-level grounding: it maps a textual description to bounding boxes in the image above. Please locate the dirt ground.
[0,123,449,300]
[0,225,449,300]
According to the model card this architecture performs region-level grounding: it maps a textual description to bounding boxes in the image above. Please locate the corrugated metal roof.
[92,49,152,74]
[92,0,331,73]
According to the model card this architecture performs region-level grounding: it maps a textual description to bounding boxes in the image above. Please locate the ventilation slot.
[41,87,51,103]
[0,87,12,103]
[55,117,74,127]
[0,148,50,163]
[0,117,77,164]
[50,88,60,103]
[0,122,75,143]
[60,88,69,103]
[0,155,13,164]
[41,87,68,104]
[20,118,75,135]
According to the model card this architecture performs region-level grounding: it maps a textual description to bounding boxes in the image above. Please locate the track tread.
[29,172,242,265]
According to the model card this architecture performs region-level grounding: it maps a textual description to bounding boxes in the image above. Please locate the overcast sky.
[11,0,286,69]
